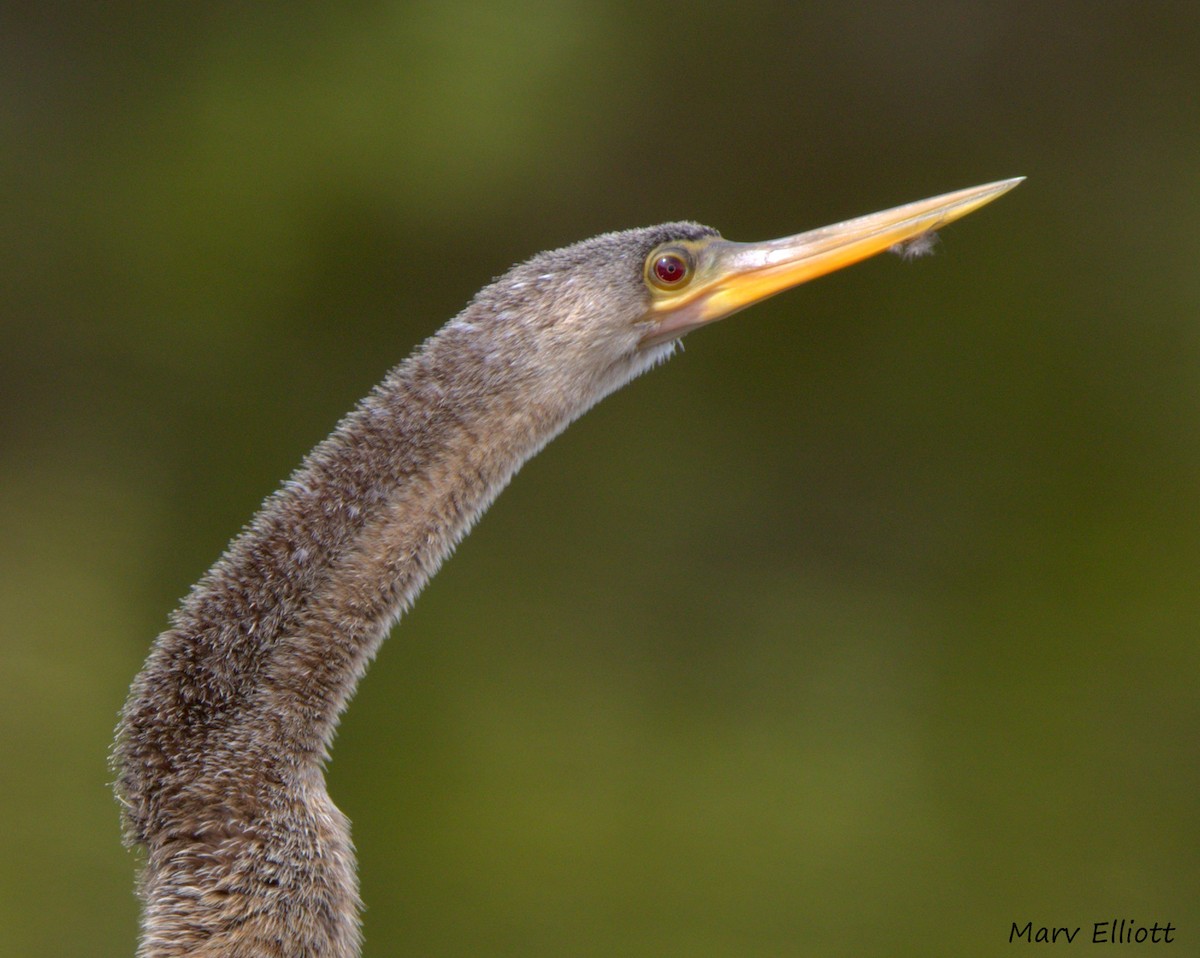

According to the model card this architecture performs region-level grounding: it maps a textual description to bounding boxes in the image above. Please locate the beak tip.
[993,175,1026,195]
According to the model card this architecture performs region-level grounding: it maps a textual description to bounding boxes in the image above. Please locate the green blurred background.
[3,2,1197,955]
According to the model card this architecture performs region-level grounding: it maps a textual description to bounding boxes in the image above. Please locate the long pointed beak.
[642,177,1023,347]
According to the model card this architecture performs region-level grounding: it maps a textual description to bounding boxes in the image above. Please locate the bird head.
[454,178,1021,410]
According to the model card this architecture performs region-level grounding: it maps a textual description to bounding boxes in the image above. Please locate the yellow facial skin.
[640,177,1023,348]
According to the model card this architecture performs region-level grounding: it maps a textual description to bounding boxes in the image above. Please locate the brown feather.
[114,223,714,957]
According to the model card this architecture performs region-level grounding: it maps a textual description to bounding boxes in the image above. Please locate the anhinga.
[115,178,1021,957]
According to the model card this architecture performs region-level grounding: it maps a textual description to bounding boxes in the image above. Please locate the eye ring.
[646,248,693,290]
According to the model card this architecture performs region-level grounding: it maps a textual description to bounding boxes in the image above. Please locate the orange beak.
[642,177,1023,347]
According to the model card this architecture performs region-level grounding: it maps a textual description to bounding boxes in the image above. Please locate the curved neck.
[116,316,596,956]
[122,316,579,790]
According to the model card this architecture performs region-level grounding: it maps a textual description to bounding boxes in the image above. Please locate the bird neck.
[116,314,606,957]
[122,315,586,792]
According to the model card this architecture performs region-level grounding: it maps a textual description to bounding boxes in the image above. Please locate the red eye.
[651,252,690,287]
